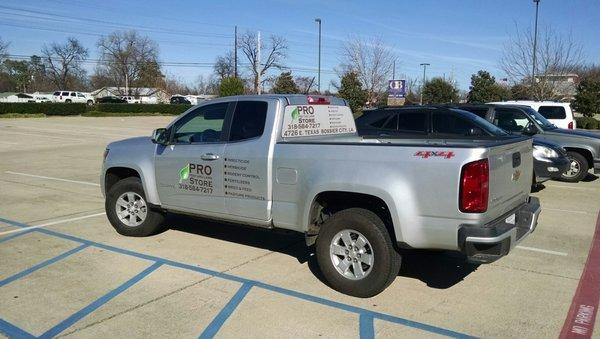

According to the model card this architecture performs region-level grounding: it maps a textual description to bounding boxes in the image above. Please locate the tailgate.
[487,138,533,216]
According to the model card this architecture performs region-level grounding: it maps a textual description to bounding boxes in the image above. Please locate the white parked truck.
[102,95,541,297]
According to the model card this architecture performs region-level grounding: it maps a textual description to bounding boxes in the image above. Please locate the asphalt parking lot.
[0,116,599,338]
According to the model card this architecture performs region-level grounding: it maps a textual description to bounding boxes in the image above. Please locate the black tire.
[65,99,71,103]
[315,208,401,298]
[560,151,589,183]
[105,177,165,236]
[86,100,93,106]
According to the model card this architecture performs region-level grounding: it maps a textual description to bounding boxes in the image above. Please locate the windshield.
[523,107,557,130]
[450,109,509,136]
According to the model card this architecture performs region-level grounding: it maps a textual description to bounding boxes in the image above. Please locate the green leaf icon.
[179,164,190,182]
[291,107,299,121]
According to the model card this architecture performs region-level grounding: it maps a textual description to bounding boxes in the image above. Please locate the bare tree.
[341,36,396,106]
[41,37,88,90]
[0,37,8,64]
[213,51,235,79]
[500,24,584,100]
[295,76,315,94]
[96,30,160,95]
[195,74,219,94]
[239,31,287,94]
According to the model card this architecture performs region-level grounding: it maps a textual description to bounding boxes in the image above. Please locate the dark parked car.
[96,96,127,104]
[355,106,569,186]
[451,104,599,182]
[170,96,191,105]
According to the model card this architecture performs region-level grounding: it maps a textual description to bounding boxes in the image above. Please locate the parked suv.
[490,101,576,130]
[453,104,600,182]
[53,91,94,105]
[356,106,569,186]
[170,95,191,105]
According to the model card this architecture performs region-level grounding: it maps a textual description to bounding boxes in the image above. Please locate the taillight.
[568,121,573,129]
[460,159,489,213]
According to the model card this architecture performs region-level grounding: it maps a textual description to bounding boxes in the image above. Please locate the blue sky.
[1,0,599,91]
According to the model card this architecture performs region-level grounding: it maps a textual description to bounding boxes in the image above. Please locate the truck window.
[538,106,566,119]
[70,92,76,97]
[494,108,530,132]
[432,112,476,136]
[172,103,228,143]
[228,101,267,141]
[397,111,427,133]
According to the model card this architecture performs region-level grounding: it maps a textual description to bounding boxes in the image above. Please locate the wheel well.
[564,147,593,168]
[306,191,395,246]
[105,167,140,193]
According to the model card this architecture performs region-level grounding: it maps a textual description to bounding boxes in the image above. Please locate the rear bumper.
[458,197,541,263]
[534,156,570,181]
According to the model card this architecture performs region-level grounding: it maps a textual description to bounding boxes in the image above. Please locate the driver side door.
[154,102,232,215]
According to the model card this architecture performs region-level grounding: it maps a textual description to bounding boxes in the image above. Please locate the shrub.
[0,103,86,115]
[219,77,245,97]
[93,103,191,115]
[575,117,599,130]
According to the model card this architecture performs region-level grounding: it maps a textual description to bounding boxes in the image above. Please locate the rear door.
[222,99,272,221]
[154,102,231,214]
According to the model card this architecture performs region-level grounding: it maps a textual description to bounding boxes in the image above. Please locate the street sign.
[388,80,407,98]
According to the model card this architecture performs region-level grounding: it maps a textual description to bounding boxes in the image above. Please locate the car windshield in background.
[449,108,509,136]
[524,107,557,130]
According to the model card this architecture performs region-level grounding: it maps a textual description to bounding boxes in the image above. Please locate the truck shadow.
[166,214,478,290]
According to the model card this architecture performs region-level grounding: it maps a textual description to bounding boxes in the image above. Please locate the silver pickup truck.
[102,95,541,297]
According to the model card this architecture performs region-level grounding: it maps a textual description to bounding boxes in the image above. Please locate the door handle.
[200,153,220,161]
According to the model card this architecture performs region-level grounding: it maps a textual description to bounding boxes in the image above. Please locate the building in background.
[91,87,170,103]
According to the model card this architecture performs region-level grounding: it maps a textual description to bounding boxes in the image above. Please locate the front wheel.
[105,177,165,236]
[560,151,588,183]
[315,208,401,298]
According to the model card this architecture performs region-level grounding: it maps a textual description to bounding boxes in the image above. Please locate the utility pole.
[419,63,430,105]
[532,0,541,88]
[257,31,261,95]
[315,18,321,93]
[234,25,238,78]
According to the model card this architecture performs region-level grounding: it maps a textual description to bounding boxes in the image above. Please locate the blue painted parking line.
[38,262,162,339]
[199,282,254,339]
[0,243,89,287]
[359,314,375,339]
[0,216,477,338]
[0,318,35,339]
[0,228,36,244]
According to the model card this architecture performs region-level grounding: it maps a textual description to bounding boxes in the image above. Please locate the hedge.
[575,117,600,130]
[0,102,87,115]
[93,103,191,115]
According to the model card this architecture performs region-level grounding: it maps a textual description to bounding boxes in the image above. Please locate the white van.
[489,101,576,129]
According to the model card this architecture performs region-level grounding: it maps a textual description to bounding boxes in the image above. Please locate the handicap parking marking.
[39,262,163,339]
[199,282,254,339]
[0,216,476,339]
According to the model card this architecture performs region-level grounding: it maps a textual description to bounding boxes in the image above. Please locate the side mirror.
[151,128,168,145]
[523,123,538,135]
[468,127,484,136]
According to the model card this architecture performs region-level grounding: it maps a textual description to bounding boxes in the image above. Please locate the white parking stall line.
[544,184,599,191]
[0,212,106,236]
[5,171,100,187]
[516,245,568,256]
[544,207,596,215]
[0,130,84,142]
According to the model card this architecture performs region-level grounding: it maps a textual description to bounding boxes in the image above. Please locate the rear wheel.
[315,208,401,297]
[65,99,72,103]
[560,151,588,182]
[105,177,165,236]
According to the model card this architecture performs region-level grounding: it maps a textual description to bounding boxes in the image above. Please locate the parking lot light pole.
[315,18,321,93]
[419,63,430,105]
[532,0,540,88]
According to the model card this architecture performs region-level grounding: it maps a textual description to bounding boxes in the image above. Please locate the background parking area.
[1,117,599,338]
